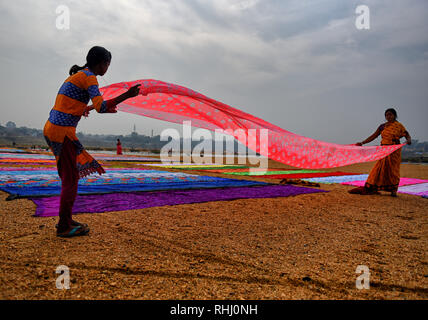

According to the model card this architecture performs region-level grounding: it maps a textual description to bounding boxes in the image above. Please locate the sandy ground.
[0,160,427,300]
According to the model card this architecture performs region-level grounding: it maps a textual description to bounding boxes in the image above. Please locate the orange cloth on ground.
[365,121,408,192]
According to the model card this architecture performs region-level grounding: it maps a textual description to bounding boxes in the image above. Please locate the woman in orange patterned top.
[350,108,411,197]
[44,46,141,237]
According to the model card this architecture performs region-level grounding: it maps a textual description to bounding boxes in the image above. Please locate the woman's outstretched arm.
[104,84,142,113]
[84,84,141,116]
[355,127,382,146]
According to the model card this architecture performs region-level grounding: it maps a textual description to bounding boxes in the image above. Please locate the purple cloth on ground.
[342,177,428,187]
[31,185,327,217]
[397,182,428,196]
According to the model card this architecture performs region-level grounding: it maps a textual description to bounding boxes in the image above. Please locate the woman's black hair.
[69,46,112,75]
[385,108,398,119]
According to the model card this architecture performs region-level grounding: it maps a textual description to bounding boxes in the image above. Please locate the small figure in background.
[117,138,123,155]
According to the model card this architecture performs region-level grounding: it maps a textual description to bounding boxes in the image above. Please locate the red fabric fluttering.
[100,80,404,169]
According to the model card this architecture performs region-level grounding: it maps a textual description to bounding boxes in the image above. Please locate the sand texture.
[0,161,427,300]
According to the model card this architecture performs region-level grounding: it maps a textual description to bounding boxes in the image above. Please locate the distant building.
[6,121,16,129]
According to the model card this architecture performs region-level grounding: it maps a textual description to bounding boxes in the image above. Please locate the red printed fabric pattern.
[100,80,404,169]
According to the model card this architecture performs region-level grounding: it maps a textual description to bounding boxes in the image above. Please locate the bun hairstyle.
[385,108,398,119]
[69,46,112,75]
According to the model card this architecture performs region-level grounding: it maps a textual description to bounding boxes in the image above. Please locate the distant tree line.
[402,139,428,162]
[0,122,244,153]
[0,121,166,151]
[402,139,428,154]
[76,131,165,151]
[0,121,426,159]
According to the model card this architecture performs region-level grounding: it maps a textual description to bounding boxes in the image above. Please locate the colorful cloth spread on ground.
[0,168,154,181]
[215,169,324,176]
[171,166,250,170]
[0,159,56,164]
[31,184,327,217]
[0,151,159,162]
[143,163,247,168]
[259,172,361,179]
[303,174,370,184]
[0,164,56,169]
[0,148,27,153]
[302,173,427,197]
[200,167,361,179]
[342,178,428,188]
[0,153,57,166]
[100,80,404,169]
[397,183,428,196]
[0,169,268,198]
[0,167,56,171]
[0,153,55,159]
[93,155,161,162]
[0,152,163,170]
[143,163,204,166]
[203,168,294,173]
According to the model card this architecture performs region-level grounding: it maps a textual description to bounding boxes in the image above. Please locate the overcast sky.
[0,0,427,144]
